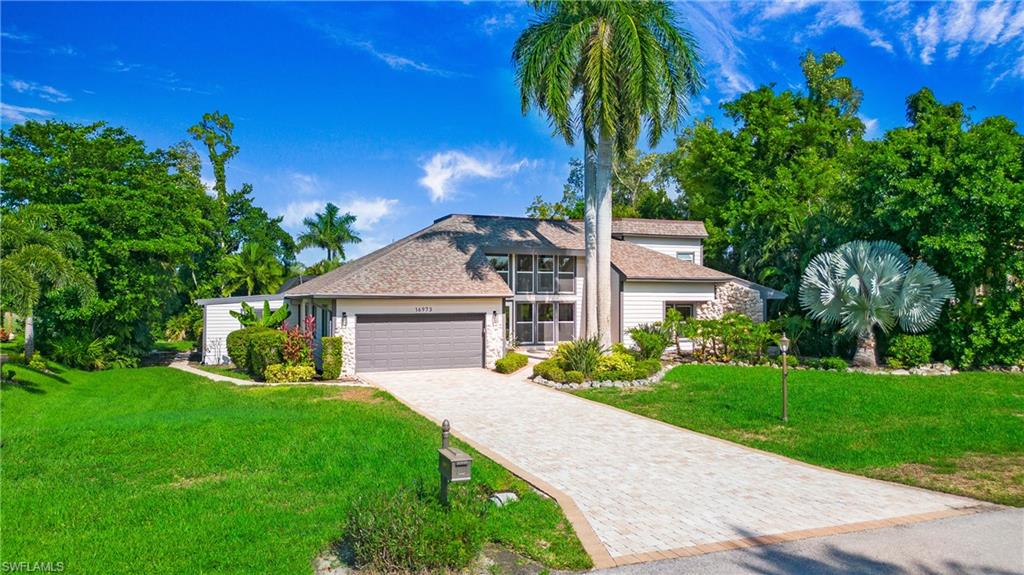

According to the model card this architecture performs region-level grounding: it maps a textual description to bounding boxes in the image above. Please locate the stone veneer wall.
[484,311,505,369]
[696,281,764,323]
[333,314,356,376]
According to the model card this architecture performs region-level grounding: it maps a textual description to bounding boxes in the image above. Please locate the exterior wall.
[326,297,506,374]
[619,235,703,265]
[621,281,717,345]
[201,297,284,364]
[702,281,765,322]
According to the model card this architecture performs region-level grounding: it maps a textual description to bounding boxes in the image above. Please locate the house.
[202,214,780,373]
[196,295,286,365]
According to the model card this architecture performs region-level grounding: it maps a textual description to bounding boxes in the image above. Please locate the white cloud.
[906,0,1024,73]
[678,3,754,100]
[304,18,460,77]
[912,5,942,65]
[761,0,819,20]
[481,13,517,35]
[1,31,31,42]
[1,103,54,123]
[288,171,320,195]
[859,115,881,139]
[279,196,399,231]
[7,79,72,103]
[280,200,326,228]
[49,44,78,57]
[799,2,893,53]
[879,0,911,21]
[110,59,140,73]
[418,150,532,202]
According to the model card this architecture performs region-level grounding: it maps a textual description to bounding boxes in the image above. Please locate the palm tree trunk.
[595,127,614,346]
[852,330,877,368]
[24,314,35,362]
[583,139,598,339]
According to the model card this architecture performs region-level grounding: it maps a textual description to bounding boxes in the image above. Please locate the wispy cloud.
[481,13,517,35]
[109,59,141,73]
[418,150,533,202]
[280,200,326,228]
[287,172,320,195]
[806,2,893,52]
[305,18,462,77]
[7,79,72,103]
[49,44,78,57]
[279,196,399,231]
[1,30,32,42]
[678,3,754,100]
[859,114,881,139]
[1,103,54,123]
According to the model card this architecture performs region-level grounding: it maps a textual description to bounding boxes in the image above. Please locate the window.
[557,302,575,341]
[537,255,555,293]
[676,251,695,263]
[515,255,534,294]
[320,307,333,337]
[515,303,534,343]
[488,254,510,286]
[665,302,695,319]
[557,256,575,293]
[537,303,555,343]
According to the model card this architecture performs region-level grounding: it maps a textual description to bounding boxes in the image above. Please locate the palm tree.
[222,243,285,296]
[799,240,955,368]
[296,203,362,262]
[513,0,703,345]
[0,209,95,361]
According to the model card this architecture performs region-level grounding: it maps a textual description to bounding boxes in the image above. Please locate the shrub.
[592,369,632,381]
[556,336,604,376]
[545,366,567,383]
[48,335,137,370]
[773,354,800,368]
[494,351,528,374]
[532,359,560,379]
[263,363,316,383]
[886,334,932,368]
[164,305,202,341]
[28,355,48,372]
[279,323,314,366]
[629,323,671,361]
[344,483,484,573]
[226,327,259,370]
[634,358,662,378]
[321,336,344,379]
[597,352,635,373]
[818,356,848,371]
[246,329,287,380]
[564,370,585,384]
[680,313,774,363]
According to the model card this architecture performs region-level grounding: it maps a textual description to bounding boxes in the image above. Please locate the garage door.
[355,314,484,372]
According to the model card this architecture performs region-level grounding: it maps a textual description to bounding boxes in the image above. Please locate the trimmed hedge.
[494,352,528,374]
[246,329,287,380]
[264,363,316,383]
[322,336,344,380]
[226,327,262,370]
[564,370,585,384]
[817,356,848,371]
[887,334,932,368]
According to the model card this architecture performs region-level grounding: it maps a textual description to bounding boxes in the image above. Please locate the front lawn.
[152,339,194,352]
[576,365,1024,506]
[1,364,591,573]
[192,363,254,381]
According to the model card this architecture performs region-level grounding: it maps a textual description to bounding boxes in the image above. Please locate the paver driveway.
[364,368,987,568]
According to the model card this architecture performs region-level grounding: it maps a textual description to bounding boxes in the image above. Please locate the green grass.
[1,335,24,352]
[192,363,253,381]
[1,364,591,573]
[152,339,194,352]
[576,365,1024,506]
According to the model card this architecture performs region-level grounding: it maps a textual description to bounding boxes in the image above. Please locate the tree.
[514,0,702,344]
[229,300,290,328]
[0,209,95,361]
[799,240,954,368]
[296,203,362,262]
[222,243,285,296]
[188,111,238,201]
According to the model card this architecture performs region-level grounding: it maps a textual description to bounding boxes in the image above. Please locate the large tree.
[296,202,362,262]
[222,242,285,296]
[514,0,702,344]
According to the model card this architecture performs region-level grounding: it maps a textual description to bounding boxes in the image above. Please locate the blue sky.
[2,1,1022,264]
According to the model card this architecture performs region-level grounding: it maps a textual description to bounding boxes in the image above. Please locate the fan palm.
[799,240,955,367]
[0,209,95,361]
[513,0,702,344]
[296,203,362,262]
[222,243,285,296]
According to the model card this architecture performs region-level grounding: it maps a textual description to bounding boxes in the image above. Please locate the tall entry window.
[557,256,575,293]
[515,303,534,343]
[537,256,555,294]
[537,303,555,343]
[558,303,575,341]
[488,254,510,286]
[515,255,534,294]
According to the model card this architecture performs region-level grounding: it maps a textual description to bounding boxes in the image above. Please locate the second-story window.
[557,256,575,293]
[515,254,534,294]
[488,254,510,286]
[537,255,555,293]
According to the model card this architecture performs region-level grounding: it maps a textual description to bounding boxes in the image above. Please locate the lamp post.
[779,332,790,423]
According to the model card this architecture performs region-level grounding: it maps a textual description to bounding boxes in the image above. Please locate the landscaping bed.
[1,364,591,573]
[575,364,1024,506]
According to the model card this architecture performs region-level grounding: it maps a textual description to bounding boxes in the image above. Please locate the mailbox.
[438,447,472,483]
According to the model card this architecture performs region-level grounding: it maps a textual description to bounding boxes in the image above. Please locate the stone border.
[532,365,672,390]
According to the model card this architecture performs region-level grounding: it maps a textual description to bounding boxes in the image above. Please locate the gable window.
[557,256,575,293]
[515,302,534,343]
[537,255,555,293]
[488,254,510,286]
[665,302,695,319]
[675,251,695,263]
[515,255,534,294]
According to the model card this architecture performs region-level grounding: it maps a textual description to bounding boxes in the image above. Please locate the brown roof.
[610,218,708,238]
[285,214,729,297]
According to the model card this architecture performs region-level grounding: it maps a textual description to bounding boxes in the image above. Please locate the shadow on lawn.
[0,364,72,393]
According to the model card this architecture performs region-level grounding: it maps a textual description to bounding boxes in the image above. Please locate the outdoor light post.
[779,332,790,423]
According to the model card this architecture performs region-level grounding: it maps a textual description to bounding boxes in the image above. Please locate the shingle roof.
[610,218,708,238]
[284,214,731,297]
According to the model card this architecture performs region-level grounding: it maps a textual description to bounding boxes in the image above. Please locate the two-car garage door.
[355,313,484,372]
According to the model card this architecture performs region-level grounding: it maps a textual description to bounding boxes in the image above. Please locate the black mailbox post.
[438,419,472,505]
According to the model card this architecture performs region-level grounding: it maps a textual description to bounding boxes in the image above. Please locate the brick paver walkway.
[364,368,985,568]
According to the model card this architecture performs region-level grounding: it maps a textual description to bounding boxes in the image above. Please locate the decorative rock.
[489,492,519,507]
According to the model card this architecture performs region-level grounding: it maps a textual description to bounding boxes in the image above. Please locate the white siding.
[202,298,284,364]
[621,281,716,346]
[620,235,703,265]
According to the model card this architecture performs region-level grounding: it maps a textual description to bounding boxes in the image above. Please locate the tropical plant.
[222,242,285,296]
[296,203,362,262]
[886,334,932,369]
[800,240,955,368]
[0,209,95,361]
[514,0,703,344]
[555,336,604,376]
[628,323,671,361]
[229,301,291,328]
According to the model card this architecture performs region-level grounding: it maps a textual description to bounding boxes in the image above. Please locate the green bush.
[494,351,528,374]
[226,327,259,370]
[532,359,559,379]
[564,370,585,384]
[592,369,631,381]
[818,356,848,371]
[344,483,484,573]
[48,334,137,370]
[28,355,48,372]
[634,358,662,378]
[263,363,316,383]
[773,354,800,368]
[545,366,567,383]
[556,336,604,376]
[886,334,932,368]
[321,336,344,379]
[680,313,774,363]
[597,352,636,373]
[628,324,671,361]
[246,329,287,380]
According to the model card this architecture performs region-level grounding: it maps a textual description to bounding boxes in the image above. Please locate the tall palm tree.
[222,243,285,296]
[296,203,362,262]
[800,240,955,368]
[0,209,95,361]
[513,0,703,344]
